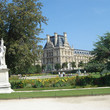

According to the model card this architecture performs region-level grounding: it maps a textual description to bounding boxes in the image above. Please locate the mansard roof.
[74,49,91,55]
[51,35,64,47]
[44,35,65,49]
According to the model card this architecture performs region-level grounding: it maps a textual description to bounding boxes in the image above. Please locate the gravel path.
[21,75,58,79]
[15,87,110,93]
[0,95,110,110]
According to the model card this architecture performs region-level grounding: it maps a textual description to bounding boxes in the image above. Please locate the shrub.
[11,81,24,89]
[10,74,110,89]
[9,75,19,80]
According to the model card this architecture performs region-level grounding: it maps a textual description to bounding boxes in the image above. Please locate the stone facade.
[74,49,92,68]
[42,32,92,71]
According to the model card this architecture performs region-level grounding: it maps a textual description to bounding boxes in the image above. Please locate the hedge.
[10,74,110,89]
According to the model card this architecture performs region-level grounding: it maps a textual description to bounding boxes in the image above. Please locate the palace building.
[42,32,92,71]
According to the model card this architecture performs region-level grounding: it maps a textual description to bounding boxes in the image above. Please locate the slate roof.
[44,35,65,49]
[74,49,91,55]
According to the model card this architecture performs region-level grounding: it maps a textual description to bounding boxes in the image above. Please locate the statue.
[0,38,7,69]
[0,38,13,93]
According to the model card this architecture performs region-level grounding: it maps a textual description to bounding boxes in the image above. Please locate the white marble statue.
[0,38,13,93]
[0,38,7,69]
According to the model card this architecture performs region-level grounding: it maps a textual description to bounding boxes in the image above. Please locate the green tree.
[42,64,46,71]
[92,32,110,71]
[35,65,42,73]
[92,32,110,62]
[71,62,76,69]
[26,65,36,74]
[25,64,42,74]
[78,61,84,68]
[62,62,68,69]
[84,60,105,73]
[55,63,61,71]
[0,0,47,74]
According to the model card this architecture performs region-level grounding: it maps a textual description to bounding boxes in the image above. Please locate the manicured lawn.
[13,85,98,91]
[0,88,110,99]
[14,86,74,91]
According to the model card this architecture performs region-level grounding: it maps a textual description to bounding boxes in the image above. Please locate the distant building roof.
[44,33,91,55]
[74,49,91,55]
[44,35,65,49]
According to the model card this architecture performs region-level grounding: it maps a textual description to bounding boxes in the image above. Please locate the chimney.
[63,32,67,43]
[54,32,57,46]
[46,34,50,43]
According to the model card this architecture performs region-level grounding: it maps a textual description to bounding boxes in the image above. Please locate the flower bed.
[10,75,110,89]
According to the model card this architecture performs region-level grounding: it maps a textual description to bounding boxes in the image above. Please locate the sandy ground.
[0,95,110,110]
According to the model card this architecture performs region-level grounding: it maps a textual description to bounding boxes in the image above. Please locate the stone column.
[46,34,50,43]
[63,32,67,44]
[54,32,57,46]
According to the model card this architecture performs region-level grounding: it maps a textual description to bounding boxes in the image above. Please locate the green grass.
[0,88,110,99]
[14,86,74,91]
[13,85,99,91]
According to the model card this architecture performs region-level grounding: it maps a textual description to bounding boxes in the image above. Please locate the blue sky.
[8,0,110,50]
[40,0,110,50]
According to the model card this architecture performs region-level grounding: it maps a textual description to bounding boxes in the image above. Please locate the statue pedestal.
[0,69,14,93]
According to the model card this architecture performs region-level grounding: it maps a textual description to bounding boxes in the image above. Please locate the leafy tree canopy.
[55,63,61,71]
[0,0,47,74]
[91,32,110,71]
[71,62,76,69]
[78,61,84,67]
[62,62,68,68]
[84,61,105,73]
[92,32,110,62]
